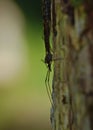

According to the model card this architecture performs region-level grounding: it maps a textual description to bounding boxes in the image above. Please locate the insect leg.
[47,69,52,97]
[45,70,53,106]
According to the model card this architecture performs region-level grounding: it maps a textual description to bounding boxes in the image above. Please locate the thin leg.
[45,70,53,106]
[47,70,52,95]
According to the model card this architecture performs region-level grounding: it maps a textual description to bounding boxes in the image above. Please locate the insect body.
[45,52,52,71]
[42,0,53,71]
[43,0,51,50]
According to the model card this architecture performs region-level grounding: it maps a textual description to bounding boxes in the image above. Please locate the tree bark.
[50,1,93,130]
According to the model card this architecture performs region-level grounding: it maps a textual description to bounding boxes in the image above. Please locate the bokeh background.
[0,0,52,130]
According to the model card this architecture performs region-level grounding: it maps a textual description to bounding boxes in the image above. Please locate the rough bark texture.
[51,1,93,130]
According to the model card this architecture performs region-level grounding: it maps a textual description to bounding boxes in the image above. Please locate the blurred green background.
[0,0,52,130]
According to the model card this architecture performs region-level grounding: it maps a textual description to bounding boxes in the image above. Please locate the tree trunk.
[50,1,93,130]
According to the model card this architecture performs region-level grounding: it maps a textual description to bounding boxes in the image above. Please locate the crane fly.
[42,0,53,105]
[42,0,57,106]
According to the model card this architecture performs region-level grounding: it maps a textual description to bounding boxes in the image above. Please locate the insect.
[42,0,61,106]
[42,0,53,105]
